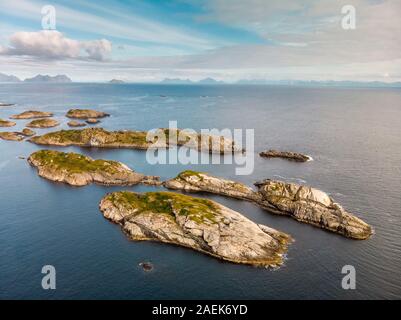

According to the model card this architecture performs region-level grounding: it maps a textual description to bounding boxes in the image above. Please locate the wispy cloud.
[0,0,223,52]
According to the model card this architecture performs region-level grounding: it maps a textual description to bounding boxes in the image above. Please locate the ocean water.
[0,83,400,299]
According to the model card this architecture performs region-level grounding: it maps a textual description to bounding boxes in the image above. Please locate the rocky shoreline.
[99,191,292,267]
[164,171,372,239]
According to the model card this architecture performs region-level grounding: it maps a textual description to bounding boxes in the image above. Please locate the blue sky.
[0,0,400,82]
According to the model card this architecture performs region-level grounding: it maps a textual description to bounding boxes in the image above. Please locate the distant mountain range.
[0,73,72,83]
[24,74,72,83]
[160,77,401,87]
[1,73,400,87]
[0,73,21,83]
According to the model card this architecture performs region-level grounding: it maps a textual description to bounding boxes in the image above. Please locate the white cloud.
[0,30,112,61]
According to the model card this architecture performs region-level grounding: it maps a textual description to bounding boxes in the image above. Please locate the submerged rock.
[164,171,372,240]
[10,110,53,119]
[26,118,59,128]
[259,150,311,162]
[0,131,25,141]
[0,119,16,127]
[67,120,86,128]
[139,262,153,272]
[28,128,242,154]
[28,150,146,187]
[0,103,15,107]
[66,109,110,119]
[99,191,291,267]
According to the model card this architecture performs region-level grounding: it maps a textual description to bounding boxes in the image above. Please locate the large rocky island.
[99,191,291,267]
[28,150,157,186]
[164,171,372,239]
[29,128,242,154]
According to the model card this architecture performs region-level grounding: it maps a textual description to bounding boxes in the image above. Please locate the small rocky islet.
[0,119,16,127]
[67,120,87,127]
[66,109,110,119]
[99,191,291,267]
[260,150,312,162]
[26,118,60,128]
[164,171,372,240]
[0,131,25,141]
[28,150,159,187]
[10,110,53,119]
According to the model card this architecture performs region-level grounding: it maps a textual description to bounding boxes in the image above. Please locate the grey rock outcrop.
[99,191,292,267]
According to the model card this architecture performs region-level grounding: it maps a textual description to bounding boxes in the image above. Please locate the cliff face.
[28,150,145,187]
[99,191,291,267]
[164,171,373,240]
[29,128,242,154]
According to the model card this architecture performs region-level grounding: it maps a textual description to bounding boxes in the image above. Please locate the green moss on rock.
[108,191,219,224]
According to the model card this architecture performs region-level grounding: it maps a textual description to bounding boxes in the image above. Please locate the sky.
[0,0,400,82]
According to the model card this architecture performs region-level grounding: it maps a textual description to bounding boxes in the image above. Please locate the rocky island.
[0,131,25,141]
[66,109,110,119]
[164,171,372,239]
[67,121,86,127]
[0,119,16,127]
[26,118,59,128]
[10,110,53,119]
[85,118,100,124]
[99,191,291,267]
[21,128,36,137]
[27,150,159,187]
[29,128,242,154]
[259,150,311,162]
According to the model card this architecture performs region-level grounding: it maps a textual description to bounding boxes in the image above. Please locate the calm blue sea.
[0,83,400,299]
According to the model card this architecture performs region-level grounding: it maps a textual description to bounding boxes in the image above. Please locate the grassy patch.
[109,191,219,224]
[178,170,205,180]
[30,150,121,174]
